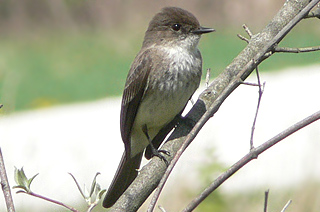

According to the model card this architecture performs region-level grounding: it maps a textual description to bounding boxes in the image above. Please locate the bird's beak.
[192,27,215,34]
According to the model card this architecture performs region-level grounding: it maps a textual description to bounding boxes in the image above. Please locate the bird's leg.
[142,125,170,166]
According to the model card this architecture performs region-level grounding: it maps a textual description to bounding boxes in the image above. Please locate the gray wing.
[120,49,152,156]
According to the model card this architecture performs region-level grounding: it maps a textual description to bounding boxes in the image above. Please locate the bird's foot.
[149,144,170,166]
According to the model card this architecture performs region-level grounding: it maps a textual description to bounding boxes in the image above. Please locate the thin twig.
[25,191,80,212]
[182,110,320,212]
[237,24,253,43]
[274,45,320,53]
[264,190,269,212]
[158,206,167,212]
[88,203,98,212]
[240,81,259,86]
[250,66,265,150]
[280,200,292,212]
[305,8,320,18]
[243,24,253,38]
[205,68,211,88]
[0,148,15,212]
[237,34,250,43]
[69,173,86,199]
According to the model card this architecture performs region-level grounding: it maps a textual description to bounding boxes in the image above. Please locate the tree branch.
[24,191,80,212]
[274,45,320,53]
[182,110,320,212]
[305,7,320,18]
[280,200,292,212]
[0,148,15,212]
[249,66,265,150]
[264,190,269,212]
[108,1,320,211]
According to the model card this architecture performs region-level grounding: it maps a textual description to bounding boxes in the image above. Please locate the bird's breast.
[134,46,202,135]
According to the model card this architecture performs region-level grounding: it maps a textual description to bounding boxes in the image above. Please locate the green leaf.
[96,188,106,201]
[13,167,38,193]
[89,172,100,197]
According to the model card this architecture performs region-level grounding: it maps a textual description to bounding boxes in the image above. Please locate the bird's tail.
[103,151,143,208]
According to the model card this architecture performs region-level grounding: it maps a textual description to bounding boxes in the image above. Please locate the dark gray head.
[143,7,214,49]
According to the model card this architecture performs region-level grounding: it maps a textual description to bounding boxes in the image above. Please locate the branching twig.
[264,190,269,212]
[158,206,167,212]
[237,24,253,43]
[280,200,292,212]
[182,110,320,212]
[305,7,320,18]
[274,45,320,53]
[243,24,253,38]
[205,68,211,88]
[237,34,250,43]
[250,66,265,150]
[22,191,80,212]
[0,148,15,212]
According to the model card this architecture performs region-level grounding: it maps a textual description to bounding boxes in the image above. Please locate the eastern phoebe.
[103,7,214,208]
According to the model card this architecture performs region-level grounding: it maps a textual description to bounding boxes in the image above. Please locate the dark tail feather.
[103,151,143,208]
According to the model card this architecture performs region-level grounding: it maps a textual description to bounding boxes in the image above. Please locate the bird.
[103,6,214,208]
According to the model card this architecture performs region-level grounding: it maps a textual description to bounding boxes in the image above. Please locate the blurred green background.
[0,0,319,113]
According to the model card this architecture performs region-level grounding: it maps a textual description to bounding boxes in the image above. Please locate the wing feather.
[120,49,152,156]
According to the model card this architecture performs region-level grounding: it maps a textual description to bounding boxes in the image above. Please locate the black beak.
[192,27,215,34]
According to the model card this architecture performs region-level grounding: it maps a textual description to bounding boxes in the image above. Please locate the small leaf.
[95,183,101,195]
[96,189,106,201]
[28,173,39,187]
[83,184,89,199]
[13,167,38,193]
[89,172,100,197]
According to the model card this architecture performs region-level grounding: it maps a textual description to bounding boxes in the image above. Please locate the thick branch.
[108,0,320,211]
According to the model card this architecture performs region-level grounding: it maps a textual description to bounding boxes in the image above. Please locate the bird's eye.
[171,24,181,31]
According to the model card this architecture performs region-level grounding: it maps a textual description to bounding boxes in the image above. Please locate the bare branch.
[182,110,320,212]
[237,24,253,43]
[264,190,269,212]
[205,68,211,88]
[274,45,320,53]
[158,206,167,212]
[243,24,253,38]
[240,81,259,86]
[305,7,320,18]
[25,191,80,212]
[280,200,292,212]
[237,33,250,43]
[249,66,265,150]
[0,148,15,212]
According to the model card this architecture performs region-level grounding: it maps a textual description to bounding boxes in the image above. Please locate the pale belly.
[130,76,199,156]
[128,45,202,156]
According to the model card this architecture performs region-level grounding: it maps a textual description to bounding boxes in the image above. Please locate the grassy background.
[0,25,319,113]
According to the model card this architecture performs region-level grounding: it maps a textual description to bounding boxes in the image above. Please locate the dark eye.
[171,24,181,31]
